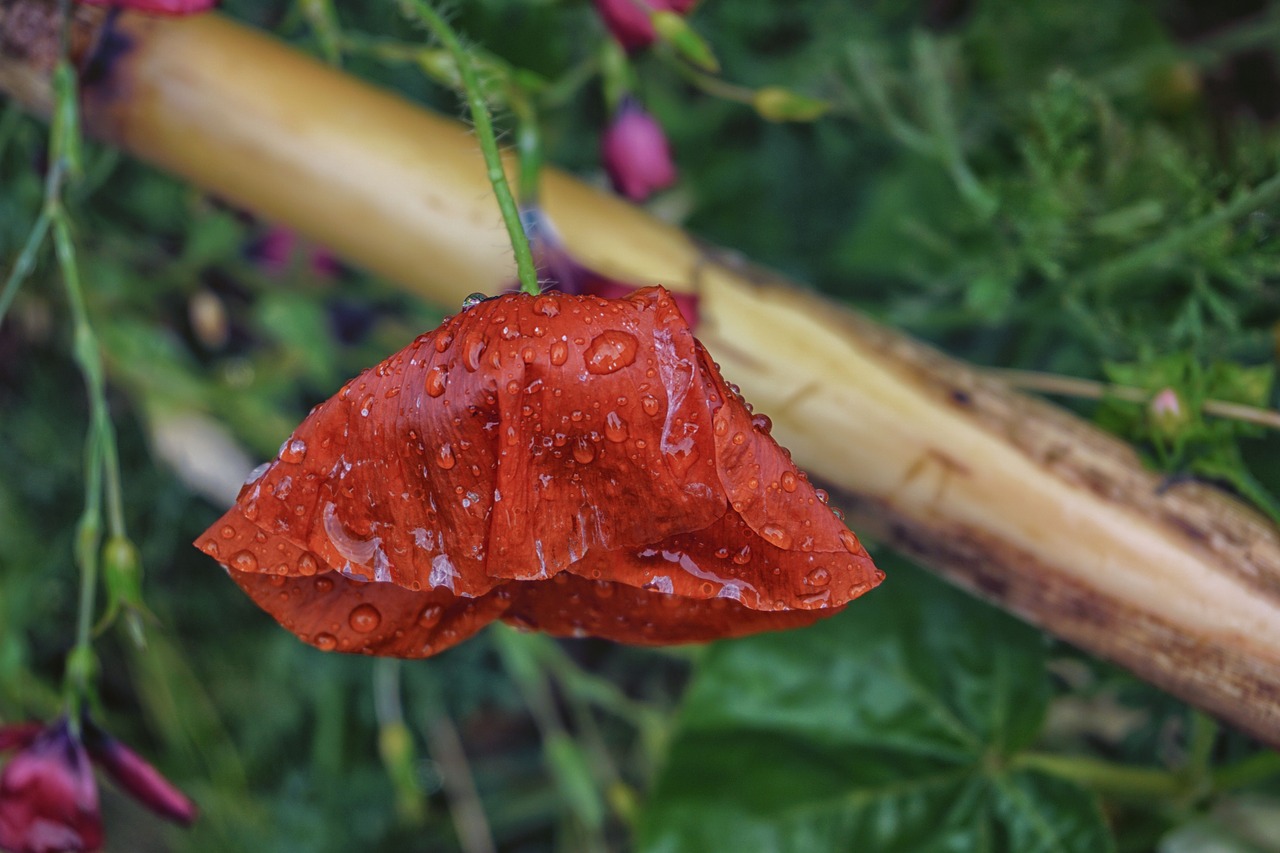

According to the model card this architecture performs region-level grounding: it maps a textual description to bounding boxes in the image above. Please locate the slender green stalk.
[1012,752,1185,799]
[399,0,539,294]
[1212,750,1280,792]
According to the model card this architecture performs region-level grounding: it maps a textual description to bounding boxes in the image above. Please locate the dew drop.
[419,604,443,627]
[314,633,337,651]
[815,488,830,505]
[832,506,846,522]
[731,545,751,565]
[759,524,792,549]
[549,340,569,366]
[348,604,382,633]
[434,330,454,353]
[839,529,862,553]
[220,524,236,539]
[230,550,258,572]
[573,437,596,464]
[583,331,638,375]
[461,292,488,309]
[280,439,307,463]
[243,502,260,521]
[805,567,831,587]
[464,339,486,371]
[641,395,660,417]
[731,431,746,446]
[425,365,448,397]
[298,553,319,576]
[436,443,456,470]
[521,346,536,364]
[533,295,560,317]
[780,471,798,492]
[314,576,334,593]
[359,395,374,417]
[604,411,629,442]
[751,413,773,433]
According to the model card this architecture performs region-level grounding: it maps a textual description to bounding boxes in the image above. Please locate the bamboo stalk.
[4,3,1280,744]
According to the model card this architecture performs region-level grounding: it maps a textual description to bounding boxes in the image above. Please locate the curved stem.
[1011,752,1184,799]
[399,1,538,295]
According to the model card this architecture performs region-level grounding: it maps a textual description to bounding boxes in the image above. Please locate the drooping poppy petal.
[196,286,881,657]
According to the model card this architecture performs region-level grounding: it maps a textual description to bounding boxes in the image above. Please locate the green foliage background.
[2,0,1280,851]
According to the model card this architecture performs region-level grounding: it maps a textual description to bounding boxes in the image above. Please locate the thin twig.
[422,708,497,853]
[990,368,1280,431]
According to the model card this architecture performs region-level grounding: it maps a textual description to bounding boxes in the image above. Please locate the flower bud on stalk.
[601,98,677,202]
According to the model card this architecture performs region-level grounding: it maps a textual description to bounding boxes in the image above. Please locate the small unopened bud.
[601,98,678,202]
[651,11,719,73]
[753,86,830,123]
[1148,387,1188,436]
[102,536,149,648]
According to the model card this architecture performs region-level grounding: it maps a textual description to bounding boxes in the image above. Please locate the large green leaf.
[636,561,1113,853]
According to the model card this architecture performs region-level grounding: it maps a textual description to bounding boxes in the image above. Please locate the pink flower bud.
[1148,387,1188,436]
[83,725,197,826]
[0,720,102,853]
[601,98,678,202]
[77,0,217,14]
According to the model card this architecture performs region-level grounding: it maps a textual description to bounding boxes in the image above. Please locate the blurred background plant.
[2,0,1280,850]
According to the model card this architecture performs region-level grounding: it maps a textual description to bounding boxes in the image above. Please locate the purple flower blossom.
[0,718,196,853]
[601,98,678,202]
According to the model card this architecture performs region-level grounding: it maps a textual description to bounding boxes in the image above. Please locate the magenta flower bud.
[82,723,197,826]
[601,98,678,202]
[0,720,102,853]
[592,0,663,51]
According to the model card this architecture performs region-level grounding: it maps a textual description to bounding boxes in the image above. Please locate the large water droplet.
[348,603,382,633]
[298,554,319,576]
[425,365,448,397]
[464,339,486,371]
[572,437,596,464]
[780,471,798,492]
[751,413,772,434]
[461,292,488,309]
[731,545,751,565]
[549,340,569,366]
[434,330,454,353]
[280,439,307,463]
[314,632,337,651]
[314,576,334,593]
[839,529,862,553]
[604,411,629,443]
[359,395,374,417]
[220,524,236,539]
[533,295,560,317]
[815,488,830,505]
[759,524,792,549]
[641,395,660,417]
[230,550,258,572]
[436,443,456,470]
[583,331,638,375]
[805,567,830,587]
[419,604,443,627]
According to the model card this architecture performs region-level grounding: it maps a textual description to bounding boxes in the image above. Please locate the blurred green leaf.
[637,562,1110,853]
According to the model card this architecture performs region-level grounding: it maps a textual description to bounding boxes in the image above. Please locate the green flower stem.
[399,0,539,295]
[1212,750,1280,792]
[1012,752,1185,799]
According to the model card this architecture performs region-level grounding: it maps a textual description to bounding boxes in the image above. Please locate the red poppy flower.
[76,0,217,14]
[0,718,196,853]
[196,286,882,657]
[601,98,678,202]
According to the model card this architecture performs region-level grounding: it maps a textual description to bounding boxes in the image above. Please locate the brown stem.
[3,2,1280,745]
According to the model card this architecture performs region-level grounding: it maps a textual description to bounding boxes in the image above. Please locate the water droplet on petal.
[533,295,560,317]
[641,395,660,417]
[780,471,798,492]
[751,413,772,433]
[220,524,236,539]
[839,529,862,553]
[231,550,258,572]
[359,395,374,417]
[314,576,334,593]
[805,567,830,586]
[604,411,629,442]
[436,443,456,470]
[731,545,751,565]
[314,632,337,651]
[731,432,746,446]
[464,339,486,371]
[583,331,638,375]
[349,603,382,633]
[549,340,569,366]
[280,439,307,463]
[573,437,596,464]
[419,605,443,627]
[425,365,448,397]
[461,292,488,309]
[434,330,454,353]
[521,346,536,363]
[298,554,319,576]
[759,524,792,549]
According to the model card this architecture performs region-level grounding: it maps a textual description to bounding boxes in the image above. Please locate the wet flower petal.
[196,286,882,657]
